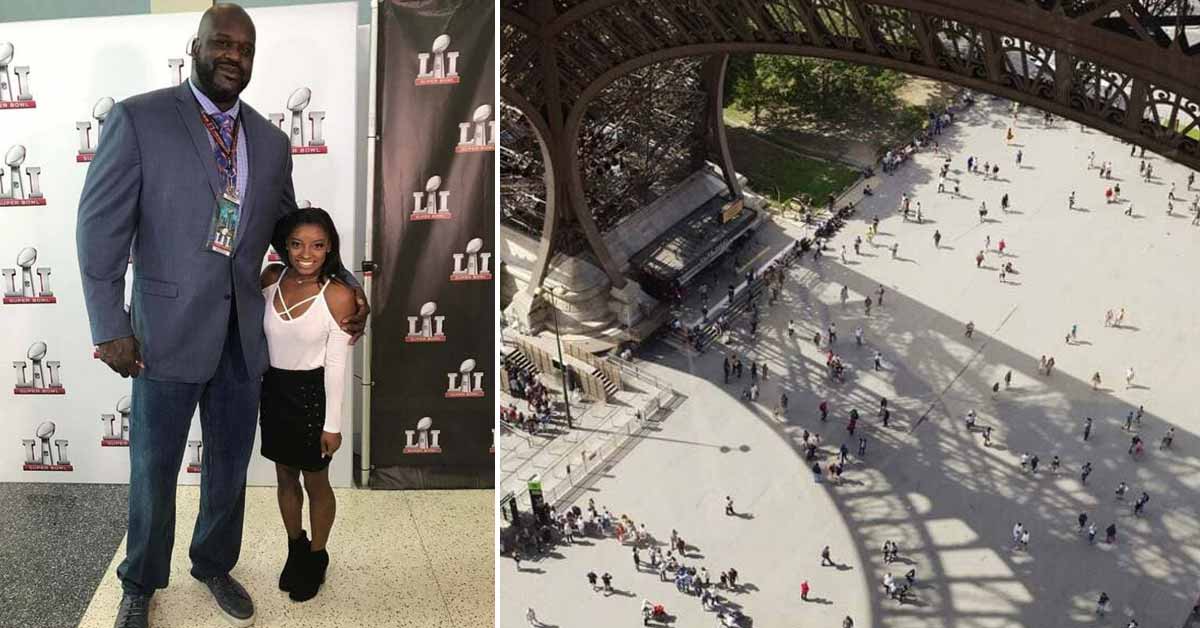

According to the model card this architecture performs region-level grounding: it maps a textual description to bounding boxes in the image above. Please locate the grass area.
[725,126,861,205]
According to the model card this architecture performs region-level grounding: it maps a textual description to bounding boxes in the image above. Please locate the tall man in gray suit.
[76,5,367,627]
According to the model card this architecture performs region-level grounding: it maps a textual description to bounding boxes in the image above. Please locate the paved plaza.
[502,96,1200,628]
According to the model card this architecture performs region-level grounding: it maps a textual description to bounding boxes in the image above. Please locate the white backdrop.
[0,2,359,487]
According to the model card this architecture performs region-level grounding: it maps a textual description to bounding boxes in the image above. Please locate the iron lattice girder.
[502,0,1200,170]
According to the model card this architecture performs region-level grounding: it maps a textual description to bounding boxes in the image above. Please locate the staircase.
[592,368,619,398]
[501,345,540,378]
[669,240,806,352]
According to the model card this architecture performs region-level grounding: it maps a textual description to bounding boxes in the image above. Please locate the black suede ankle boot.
[289,548,329,602]
[279,531,310,592]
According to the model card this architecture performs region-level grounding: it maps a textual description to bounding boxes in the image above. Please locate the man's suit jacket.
[77,81,315,383]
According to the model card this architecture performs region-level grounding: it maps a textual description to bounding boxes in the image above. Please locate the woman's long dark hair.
[271,207,342,282]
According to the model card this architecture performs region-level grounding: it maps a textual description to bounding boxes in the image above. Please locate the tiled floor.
[77,486,494,628]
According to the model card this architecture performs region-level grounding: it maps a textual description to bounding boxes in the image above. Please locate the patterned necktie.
[210,112,236,193]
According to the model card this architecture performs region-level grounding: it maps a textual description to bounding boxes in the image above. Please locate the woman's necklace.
[294,275,318,285]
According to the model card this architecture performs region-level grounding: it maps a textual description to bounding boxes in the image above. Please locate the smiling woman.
[259,206,355,603]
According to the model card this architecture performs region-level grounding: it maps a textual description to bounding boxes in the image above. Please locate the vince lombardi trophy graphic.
[78,97,115,157]
[4,144,26,199]
[169,35,195,86]
[35,421,55,465]
[0,42,33,103]
[471,104,491,146]
[287,87,311,147]
[13,247,38,297]
[431,34,450,78]
[25,341,47,388]
[0,42,12,101]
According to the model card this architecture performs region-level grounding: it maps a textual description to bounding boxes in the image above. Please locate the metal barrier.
[605,353,673,394]
[505,402,655,512]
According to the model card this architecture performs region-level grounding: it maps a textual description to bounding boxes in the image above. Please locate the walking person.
[725,496,735,516]
[1069,190,1075,209]
[1081,461,1093,484]
[934,230,942,248]
[820,546,834,566]
[76,6,371,624]
[801,580,810,601]
[1133,492,1149,516]
[1083,417,1093,441]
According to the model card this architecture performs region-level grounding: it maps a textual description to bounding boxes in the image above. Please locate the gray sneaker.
[114,593,151,628]
[197,574,255,627]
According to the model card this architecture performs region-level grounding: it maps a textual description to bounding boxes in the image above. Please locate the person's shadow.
[803,596,834,604]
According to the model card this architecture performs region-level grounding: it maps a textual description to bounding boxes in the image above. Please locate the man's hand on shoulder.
[97,336,143,378]
[329,280,368,344]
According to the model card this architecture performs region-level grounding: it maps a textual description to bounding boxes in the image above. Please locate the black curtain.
[370,0,494,488]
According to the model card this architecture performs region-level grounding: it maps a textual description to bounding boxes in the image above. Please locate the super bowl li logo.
[455,104,495,153]
[405,300,446,343]
[446,357,485,398]
[21,421,73,472]
[168,35,197,87]
[415,34,460,86]
[0,42,36,109]
[450,237,491,281]
[3,247,55,304]
[0,144,46,206]
[412,175,451,221]
[268,88,327,155]
[13,341,65,395]
[76,97,115,162]
[100,396,132,447]
[403,416,442,454]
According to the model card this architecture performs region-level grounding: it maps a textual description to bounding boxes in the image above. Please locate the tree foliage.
[728,53,908,123]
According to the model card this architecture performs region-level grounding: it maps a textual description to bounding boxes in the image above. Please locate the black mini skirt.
[260,366,331,472]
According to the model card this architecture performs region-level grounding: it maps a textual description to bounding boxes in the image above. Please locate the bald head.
[190,3,256,110]
[198,3,255,40]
